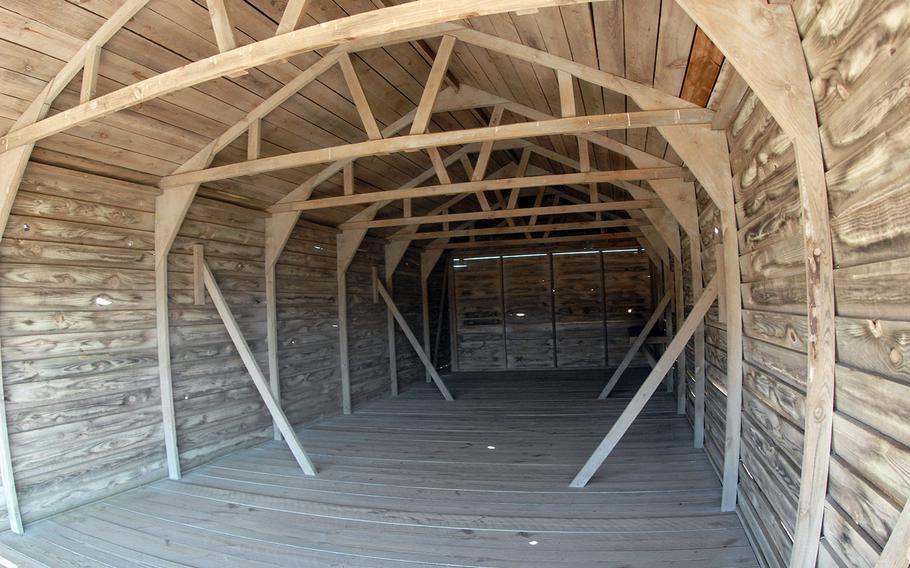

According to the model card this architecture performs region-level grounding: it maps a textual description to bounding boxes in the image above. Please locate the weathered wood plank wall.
[452,248,651,370]
[0,163,164,527]
[0,164,414,529]
[690,1,910,565]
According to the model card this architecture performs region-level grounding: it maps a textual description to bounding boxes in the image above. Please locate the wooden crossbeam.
[430,232,642,251]
[411,35,457,134]
[206,0,239,52]
[389,218,644,241]
[202,262,316,475]
[571,274,719,488]
[2,2,609,152]
[263,86,506,207]
[269,168,684,213]
[342,198,662,230]
[79,45,102,104]
[374,276,454,401]
[598,294,672,399]
[275,0,310,36]
[339,53,382,140]
[247,118,261,161]
[160,109,710,188]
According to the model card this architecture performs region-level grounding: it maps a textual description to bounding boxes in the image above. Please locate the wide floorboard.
[0,370,758,567]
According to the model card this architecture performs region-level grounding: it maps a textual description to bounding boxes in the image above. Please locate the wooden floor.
[0,371,758,567]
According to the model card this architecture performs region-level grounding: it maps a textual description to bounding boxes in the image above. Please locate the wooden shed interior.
[0,0,907,566]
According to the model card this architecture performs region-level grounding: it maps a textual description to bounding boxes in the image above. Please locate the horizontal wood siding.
[452,249,652,371]
[0,163,164,528]
[722,1,910,565]
[805,0,910,564]
[276,221,340,427]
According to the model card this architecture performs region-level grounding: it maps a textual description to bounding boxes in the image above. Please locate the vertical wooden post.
[719,207,743,512]
[690,235,706,447]
[674,263,686,414]
[663,260,674,393]
[0,345,22,534]
[265,264,281,440]
[387,272,398,396]
[420,251,439,383]
[337,238,351,414]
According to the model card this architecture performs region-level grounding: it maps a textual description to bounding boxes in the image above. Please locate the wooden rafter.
[339,53,382,140]
[1,3,608,152]
[275,0,310,36]
[205,0,240,53]
[159,109,711,188]
[411,35,458,135]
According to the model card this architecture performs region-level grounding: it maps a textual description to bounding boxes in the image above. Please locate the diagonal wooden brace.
[598,294,672,399]
[572,274,719,488]
[202,261,317,476]
[373,274,454,401]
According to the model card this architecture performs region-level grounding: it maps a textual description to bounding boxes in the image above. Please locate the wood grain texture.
[0,371,759,567]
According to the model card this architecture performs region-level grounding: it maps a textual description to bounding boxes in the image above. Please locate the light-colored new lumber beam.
[202,261,316,475]
[275,0,310,36]
[206,0,238,51]
[160,109,711,188]
[598,294,672,399]
[876,498,910,567]
[79,45,102,104]
[431,232,642,251]
[269,168,685,213]
[339,53,382,140]
[557,70,576,118]
[472,106,506,182]
[270,85,506,207]
[677,1,835,542]
[247,118,261,161]
[389,218,644,241]
[427,147,452,184]
[571,273,719,488]
[342,198,663,230]
[259,88,504,266]
[374,276,453,401]
[410,35,457,135]
[1,3,604,152]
